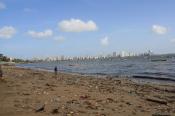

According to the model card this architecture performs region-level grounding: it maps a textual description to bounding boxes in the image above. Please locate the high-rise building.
[113,52,116,57]
[61,55,64,60]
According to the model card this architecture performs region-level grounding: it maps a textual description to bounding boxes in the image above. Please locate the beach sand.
[0,65,175,116]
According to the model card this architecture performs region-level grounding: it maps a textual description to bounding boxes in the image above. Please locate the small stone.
[80,95,90,100]
[35,104,45,112]
[51,108,59,114]
[126,102,131,105]
[106,98,114,103]
[22,92,30,95]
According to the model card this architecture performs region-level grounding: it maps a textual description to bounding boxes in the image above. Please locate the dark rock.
[35,104,45,112]
[22,92,30,95]
[126,102,131,105]
[45,83,57,87]
[51,108,59,114]
[80,95,90,100]
[106,98,114,103]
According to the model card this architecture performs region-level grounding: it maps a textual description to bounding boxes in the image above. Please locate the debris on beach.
[146,97,167,105]
[35,104,45,112]
[51,108,59,114]
[80,95,90,100]
[152,112,171,116]
[1,65,175,116]
[51,104,59,114]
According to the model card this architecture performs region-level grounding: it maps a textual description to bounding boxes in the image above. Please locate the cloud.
[152,25,168,35]
[100,36,109,47]
[0,2,6,10]
[27,29,53,38]
[0,26,16,39]
[170,39,175,43]
[53,36,65,43]
[58,18,98,32]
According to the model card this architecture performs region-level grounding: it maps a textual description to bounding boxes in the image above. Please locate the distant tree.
[12,58,24,63]
[0,54,3,57]
[2,56,10,62]
[0,54,3,61]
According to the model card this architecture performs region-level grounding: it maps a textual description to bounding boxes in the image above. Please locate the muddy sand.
[0,65,175,116]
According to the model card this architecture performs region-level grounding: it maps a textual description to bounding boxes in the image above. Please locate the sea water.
[17,56,175,82]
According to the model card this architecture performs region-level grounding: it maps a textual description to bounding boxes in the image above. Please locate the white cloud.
[152,25,168,35]
[0,2,6,10]
[0,26,16,39]
[27,29,53,38]
[58,18,98,32]
[53,36,65,43]
[100,36,109,47]
[170,39,175,43]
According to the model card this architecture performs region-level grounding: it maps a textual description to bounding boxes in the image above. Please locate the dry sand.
[0,65,175,116]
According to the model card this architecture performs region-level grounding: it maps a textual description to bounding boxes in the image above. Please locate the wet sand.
[0,65,175,116]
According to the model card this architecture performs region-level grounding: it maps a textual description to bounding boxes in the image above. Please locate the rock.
[126,102,131,105]
[45,83,57,87]
[106,98,114,103]
[70,111,74,114]
[22,92,30,95]
[51,108,59,114]
[43,91,49,95]
[80,95,90,100]
[35,104,45,112]
[51,104,59,114]
[54,97,60,102]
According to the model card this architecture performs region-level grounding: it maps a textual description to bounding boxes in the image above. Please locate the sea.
[16,55,175,83]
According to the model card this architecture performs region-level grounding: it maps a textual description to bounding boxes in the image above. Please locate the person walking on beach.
[0,65,3,79]
[54,66,58,76]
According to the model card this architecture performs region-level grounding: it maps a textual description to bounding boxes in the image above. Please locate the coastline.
[0,65,175,116]
[16,64,175,85]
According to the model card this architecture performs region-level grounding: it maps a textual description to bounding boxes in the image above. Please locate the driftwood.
[152,113,171,116]
[133,75,175,82]
[146,97,167,105]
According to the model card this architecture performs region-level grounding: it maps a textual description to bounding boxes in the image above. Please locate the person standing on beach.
[0,65,3,79]
[54,66,58,76]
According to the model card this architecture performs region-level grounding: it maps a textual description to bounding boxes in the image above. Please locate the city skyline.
[1,0,175,58]
[22,50,154,61]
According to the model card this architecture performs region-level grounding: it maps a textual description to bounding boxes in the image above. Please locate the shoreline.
[0,65,175,116]
[16,65,175,86]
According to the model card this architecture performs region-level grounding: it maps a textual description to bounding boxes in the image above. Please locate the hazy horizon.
[1,0,175,58]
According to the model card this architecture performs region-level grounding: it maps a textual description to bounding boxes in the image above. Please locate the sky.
[0,0,175,58]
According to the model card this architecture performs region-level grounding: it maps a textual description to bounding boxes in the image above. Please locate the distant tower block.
[113,52,116,57]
